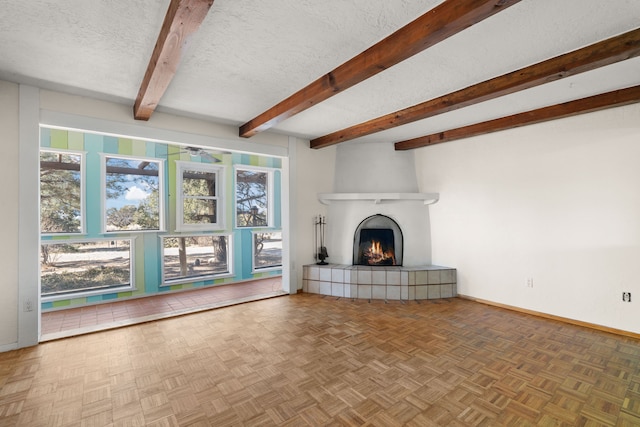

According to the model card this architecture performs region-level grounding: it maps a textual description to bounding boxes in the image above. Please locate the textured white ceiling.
[0,0,638,145]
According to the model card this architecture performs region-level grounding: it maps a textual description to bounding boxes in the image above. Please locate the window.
[162,234,232,284]
[176,161,224,231]
[41,239,133,299]
[103,155,163,232]
[40,149,84,234]
[252,231,282,272]
[235,166,273,228]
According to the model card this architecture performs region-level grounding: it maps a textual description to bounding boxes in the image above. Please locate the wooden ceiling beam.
[311,28,640,149]
[133,0,214,121]
[239,0,521,138]
[394,85,640,150]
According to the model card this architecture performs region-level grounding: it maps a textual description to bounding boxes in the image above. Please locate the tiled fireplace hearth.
[303,264,457,300]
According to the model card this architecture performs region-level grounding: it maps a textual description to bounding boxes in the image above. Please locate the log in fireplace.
[353,214,403,266]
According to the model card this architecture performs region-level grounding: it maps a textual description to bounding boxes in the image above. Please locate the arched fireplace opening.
[353,214,403,266]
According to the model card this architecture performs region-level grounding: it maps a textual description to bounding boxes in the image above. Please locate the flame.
[364,239,396,265]
[371,240,383,256]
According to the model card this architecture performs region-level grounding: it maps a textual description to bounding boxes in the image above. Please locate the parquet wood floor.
[1,294,639,426]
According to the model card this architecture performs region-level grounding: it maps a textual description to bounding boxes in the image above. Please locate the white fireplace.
[321,143,435,267]
[302,143,456,301]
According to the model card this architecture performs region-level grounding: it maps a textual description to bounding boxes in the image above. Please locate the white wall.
[0,81,20,350]
[416,103,640,334]
[293,140,336,284]
[327,143,432,266]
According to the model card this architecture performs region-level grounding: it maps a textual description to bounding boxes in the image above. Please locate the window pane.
[176,162,221,230]
[254,232,282,270]
[41,240,131,296]
[105,157,160,231]
[163,236,230,282]
[183,198,217,224]
[183,170,216,197]
[40,151,82,233]
[236,169,268,227]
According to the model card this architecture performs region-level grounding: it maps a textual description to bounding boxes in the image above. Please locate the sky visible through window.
[105,157,160,231]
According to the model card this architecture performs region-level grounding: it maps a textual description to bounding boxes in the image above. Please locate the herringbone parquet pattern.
[1,294,639,426]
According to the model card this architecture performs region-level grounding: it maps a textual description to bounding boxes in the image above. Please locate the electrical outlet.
[23,298,33,312]
[622,292,631,302]
[526,278,534,288]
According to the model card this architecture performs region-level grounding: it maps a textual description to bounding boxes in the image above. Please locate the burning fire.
[364,239,396,265]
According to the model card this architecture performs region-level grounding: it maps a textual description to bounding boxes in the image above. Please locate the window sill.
[42,285,136,303]
[161,272,234,286]
[252,266,282,274]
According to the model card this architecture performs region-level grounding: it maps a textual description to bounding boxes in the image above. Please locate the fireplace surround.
[353,214,403,266]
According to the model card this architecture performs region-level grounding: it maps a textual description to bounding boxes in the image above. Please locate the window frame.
[251,230,283,273]
[160,233,234,285]
[40,148,86,236]
[40,237,136,302]
[101,153,165,233]
[175,161,225,232]
[234,165,275,229]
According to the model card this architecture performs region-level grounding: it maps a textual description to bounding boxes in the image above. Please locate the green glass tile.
[50,235,71,241]
[52,300,71,308]
[50,129,68,149]
[119,138,133,155]
[68,131,84,150]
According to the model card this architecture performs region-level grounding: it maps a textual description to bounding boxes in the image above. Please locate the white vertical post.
[18,85,40,347]
[282,137,297,294]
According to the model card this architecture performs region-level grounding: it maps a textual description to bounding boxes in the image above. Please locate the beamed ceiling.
[0,0,639,150]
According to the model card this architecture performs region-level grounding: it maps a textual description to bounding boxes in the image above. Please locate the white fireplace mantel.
[318,192,439,205]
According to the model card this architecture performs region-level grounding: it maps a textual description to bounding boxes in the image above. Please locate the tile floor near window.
[41,277,284,341]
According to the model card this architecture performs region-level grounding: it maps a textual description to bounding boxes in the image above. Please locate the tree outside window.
[162,235,231,283]
[40,150,83,234]
[236,167,272,228]
[41,239,132,297]
[176,161,224,231]
[104,156,162,232]
[253,231,282,271]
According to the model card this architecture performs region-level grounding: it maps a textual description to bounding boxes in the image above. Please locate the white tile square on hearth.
[308,280,320,294]
[441,284,453,298]
[358,285,372,299]
[416,271,428,285]
[387,286,400,300]
[319,268,332,282]
[428,270,441,285]
[319,281,332,296]
[372,270,386,285]
[441,269,454,283]
[308,266,319,280]
[357,269,372,285]
[344,269,352,284]
[428,285,441,299]
[401,271,408,285]
[372,285,386,300]
[415,285,428,300]
[331,268,344,283]
[331,282,344,297]
[387,270,400,285]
